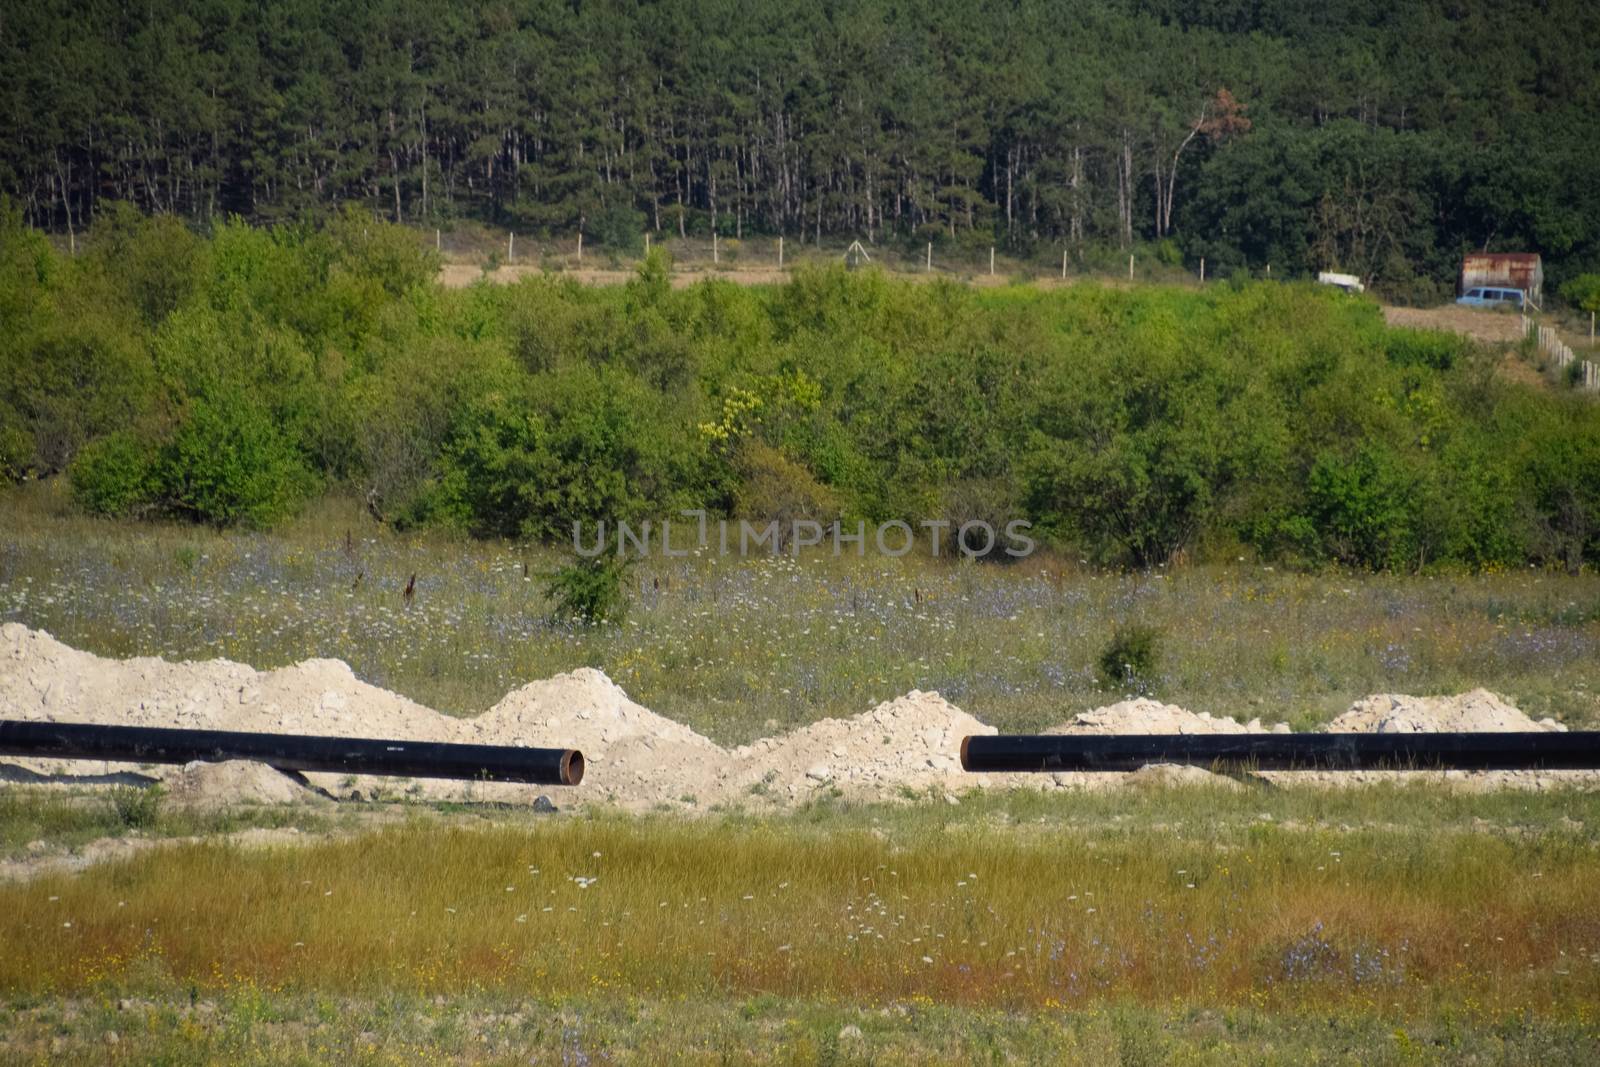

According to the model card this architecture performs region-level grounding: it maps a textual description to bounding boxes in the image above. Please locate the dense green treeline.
[4,208,1599,571]
[4,0,1599,293]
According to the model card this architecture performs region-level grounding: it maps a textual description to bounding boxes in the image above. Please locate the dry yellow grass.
[2,793,1597,1021]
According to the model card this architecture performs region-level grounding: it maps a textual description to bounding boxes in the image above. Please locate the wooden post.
[1200,257,1205,283]
[508,232,514,263]
[577,232,583,264]
[989,247,995,275]
[713,231,718,264]
[435,228,441,252]
[645,232,650,254]
[778,235,784,268]
[1128,254,1134,281]
[926,241,932,272]
[1591,310,1595,344]
[1062,249,1067,280]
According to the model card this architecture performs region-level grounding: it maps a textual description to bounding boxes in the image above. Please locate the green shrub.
[1558,273,1600,314]
[11,306,156,475]
[108,784,164,830]
[86,201,208,325]
[1521,412,1600,571]
[590,203,646,256]
[326,204,438,299]
[160,394,312,527]
[628,248,673,306]
[430,367,709,541]
[732,441,841,527]
[1304,445,1418,570]
[0,422,31,482]
[69,431,159,516]
[1097,624,1163,695]
[1022,322,1280,568]
[542,554,632,626]
[1385,327,1463,370]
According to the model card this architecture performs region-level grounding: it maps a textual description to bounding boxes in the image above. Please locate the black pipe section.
[960,732,1600,773]
[0,719,583,786]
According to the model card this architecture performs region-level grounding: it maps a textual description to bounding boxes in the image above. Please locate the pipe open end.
[959,735,973,772]
[559,749,584,786]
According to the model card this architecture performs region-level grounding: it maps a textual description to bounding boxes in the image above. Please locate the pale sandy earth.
[438,262,1043,289]
[1381,304,1527,344]
[2,624,1592,812]
[438,263,791,289]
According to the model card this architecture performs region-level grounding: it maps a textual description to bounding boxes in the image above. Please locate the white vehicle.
[1316,271,1365,294]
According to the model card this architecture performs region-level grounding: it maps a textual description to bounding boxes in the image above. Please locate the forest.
[4,205,1599,572]
[4,0,1600,296]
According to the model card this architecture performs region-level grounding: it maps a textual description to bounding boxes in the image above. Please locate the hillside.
[5,0,1600,295]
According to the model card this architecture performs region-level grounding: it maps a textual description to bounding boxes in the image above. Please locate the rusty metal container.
[1461,253,1543,306]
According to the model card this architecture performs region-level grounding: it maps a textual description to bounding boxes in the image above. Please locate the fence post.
[1128,254,1134,281]
[1062,249,1067,280]
[577,232,583,264]
[508,232,514,263]
[645,232,650,254]
[713,231,718,264]
[926,242,932,272]
[989,247,995,275]
[1200,257,1205,283]
[778,235,784,268]
[435,228,440,252]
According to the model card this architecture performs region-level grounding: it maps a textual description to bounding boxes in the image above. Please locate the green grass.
[2,787,1597,1003]
[0,787,1597,1062]
[0,788,336,861]
[4,482,1598,744]
[1,992,1594,1064]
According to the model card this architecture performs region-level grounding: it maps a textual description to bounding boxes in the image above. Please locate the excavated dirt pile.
[721,690,1002,803]
[1031,698,1279,790]
[1260,689,1582,791]
[1046,698,1287,735]
[469,669,725,809]
[2,624,1594,808]
[1326,689,1567,734]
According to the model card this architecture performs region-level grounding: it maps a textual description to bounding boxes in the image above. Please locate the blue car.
[1456,287,1526,309]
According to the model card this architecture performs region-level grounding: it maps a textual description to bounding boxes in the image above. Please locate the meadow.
[4,482,1598,744]
[0,785,1597,1063]
[6,482,1600,1061]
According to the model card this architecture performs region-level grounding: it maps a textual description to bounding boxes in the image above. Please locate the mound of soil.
[168,760,314,808]
[474,668,724,809]
[723,691,998,802]
[1044,698,1278,735]
[1030,699,1277,790]
[4,624,1594,807]
[1326,689,1567,734]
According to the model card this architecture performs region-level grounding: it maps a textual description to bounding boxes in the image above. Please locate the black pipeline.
[0,720,584,786]
[960,731,1600,774]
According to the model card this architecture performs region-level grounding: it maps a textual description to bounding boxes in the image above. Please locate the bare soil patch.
[1382,304,1526,344]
